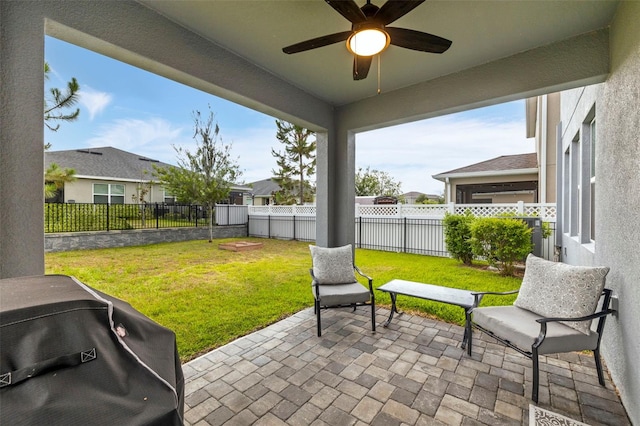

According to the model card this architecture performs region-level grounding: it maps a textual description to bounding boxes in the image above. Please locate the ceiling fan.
[282,0,452,81]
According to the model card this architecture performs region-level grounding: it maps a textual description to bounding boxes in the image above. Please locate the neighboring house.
[401,191,441,204]
[432,153,540,204]
[248,178,280,206]
[355,196,375,205]
[45,147,251,205]
[526,93,560,204]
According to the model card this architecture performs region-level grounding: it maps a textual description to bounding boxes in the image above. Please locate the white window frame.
[93,183,125,204]
[163,188,177,204]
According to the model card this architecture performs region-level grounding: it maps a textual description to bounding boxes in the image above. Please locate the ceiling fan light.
[347,29,389,56]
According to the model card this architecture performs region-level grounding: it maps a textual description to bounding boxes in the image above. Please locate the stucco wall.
[597,1,640,421]
[558,2,640,422]
[64,179,167,204]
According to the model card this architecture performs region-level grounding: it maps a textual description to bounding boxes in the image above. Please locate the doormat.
[529,405,589,426]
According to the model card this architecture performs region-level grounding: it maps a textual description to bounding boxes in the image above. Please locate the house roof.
[45,147,174,182]
[402,191,441,199]
[46,146,251,190]
[248,179,281,197]
[432,153,538,181]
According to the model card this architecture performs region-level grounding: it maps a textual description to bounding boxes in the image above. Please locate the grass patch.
[45,238,522,362]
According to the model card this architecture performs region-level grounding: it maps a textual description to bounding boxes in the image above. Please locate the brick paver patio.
[182,307,630,426]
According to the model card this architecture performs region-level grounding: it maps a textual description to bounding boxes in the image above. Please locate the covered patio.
[2,1,640,424]
[183,308,629,425]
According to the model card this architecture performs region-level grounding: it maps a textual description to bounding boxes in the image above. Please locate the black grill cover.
[0,275,184,425]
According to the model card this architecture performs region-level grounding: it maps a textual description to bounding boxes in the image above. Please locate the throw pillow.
[514,254,609,335]
[309,244,356,285]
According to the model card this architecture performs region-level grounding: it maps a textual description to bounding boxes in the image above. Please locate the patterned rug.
[530,405,589,426]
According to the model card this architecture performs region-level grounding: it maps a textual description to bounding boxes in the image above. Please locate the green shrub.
[45,204,133,232]
[443,211,475,265]
[469,217,532,276]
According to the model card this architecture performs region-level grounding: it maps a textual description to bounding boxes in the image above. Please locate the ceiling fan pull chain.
[377,54,381,94]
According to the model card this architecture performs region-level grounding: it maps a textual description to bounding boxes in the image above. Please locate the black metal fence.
[355,217,449,257]
[44,203,214,233]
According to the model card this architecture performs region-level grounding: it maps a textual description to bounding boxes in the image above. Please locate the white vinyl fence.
[243,202,557,260]
[215,204,249,225]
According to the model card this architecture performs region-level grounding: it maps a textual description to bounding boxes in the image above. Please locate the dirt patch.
[219,241,264,252]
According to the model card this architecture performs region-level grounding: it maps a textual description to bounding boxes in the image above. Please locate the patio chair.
[467,254,613,403]
[309,244,375,337]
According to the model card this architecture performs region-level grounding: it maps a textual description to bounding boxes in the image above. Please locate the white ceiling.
[140,0,619,107]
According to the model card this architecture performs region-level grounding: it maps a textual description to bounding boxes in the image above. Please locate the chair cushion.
[314,282,370,307]
[472,306,599,355]
[309,245,356,285]
[514,254,609,335]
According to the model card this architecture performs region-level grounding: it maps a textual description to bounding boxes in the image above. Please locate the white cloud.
[83,107,535,194]
[223,125,280,184]
[356,113,535,194]
[86,117,189,163]
[78,87,113,120]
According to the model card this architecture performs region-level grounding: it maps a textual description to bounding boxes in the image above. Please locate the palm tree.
[45,163,76,200]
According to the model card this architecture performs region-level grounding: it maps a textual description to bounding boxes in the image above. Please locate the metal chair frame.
[310,266,376,337]
[467,288,614,403]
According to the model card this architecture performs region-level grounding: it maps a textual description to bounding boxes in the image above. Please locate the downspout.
[540,97,547,203]
[445,177,451,203]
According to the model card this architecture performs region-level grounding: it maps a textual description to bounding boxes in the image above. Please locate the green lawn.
[45,238,522,362]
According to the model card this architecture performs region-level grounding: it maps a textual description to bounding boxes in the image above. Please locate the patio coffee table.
[378,279,477,351]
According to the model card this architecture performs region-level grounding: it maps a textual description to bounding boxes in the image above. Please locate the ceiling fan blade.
[386,27,452,53]
[353,55,372,80]
[325,0,366,24]
[283,31,352,54]
[375,0,426,25]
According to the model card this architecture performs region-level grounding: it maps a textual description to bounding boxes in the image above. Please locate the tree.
[153,107,242,242]
[355,166,402,196]
[131,171,154,228]
[44,61,80,198]
[271,120,316,204]
[45,163,76,201]
[44,61,80,133]
[416,193,444,204]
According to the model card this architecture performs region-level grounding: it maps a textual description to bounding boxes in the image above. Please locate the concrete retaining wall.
[45,225,247,252]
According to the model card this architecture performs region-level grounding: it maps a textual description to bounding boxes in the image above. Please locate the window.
[93,183,125,204]
[569,135,580,237]
[164,189,177,204]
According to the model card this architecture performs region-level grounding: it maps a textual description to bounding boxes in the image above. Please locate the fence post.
[448,202,455,214]
[268,215,271,239]
[403,217,407,253]
[106,203,110,231]
[517,201,525,215]
[355,203,360,217]
[293,215,296,240]
[358,216,362,248]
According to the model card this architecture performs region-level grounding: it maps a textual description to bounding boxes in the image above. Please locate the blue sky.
[45,36,534,195]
